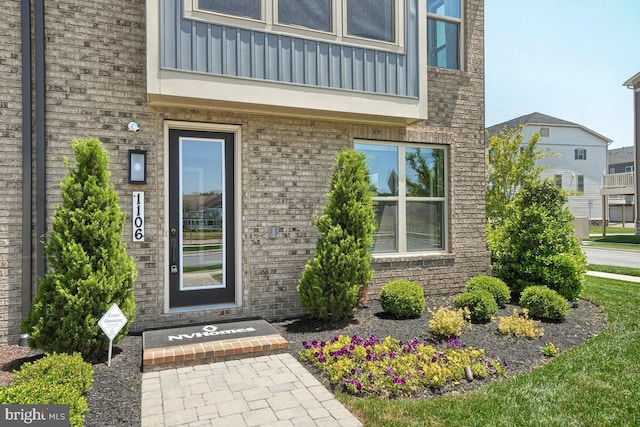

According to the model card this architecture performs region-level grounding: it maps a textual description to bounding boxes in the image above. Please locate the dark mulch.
[270,295,608,396]
[0,296,607,424]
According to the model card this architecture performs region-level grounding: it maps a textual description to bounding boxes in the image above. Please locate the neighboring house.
[623,72,640,233]
[1,0,488,344]
[486,112,611,221]
[606,147,635,223]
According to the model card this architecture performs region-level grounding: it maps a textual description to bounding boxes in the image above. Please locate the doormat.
[142,318,281,350]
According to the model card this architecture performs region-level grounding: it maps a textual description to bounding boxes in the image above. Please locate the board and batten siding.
[160,0,419,98]
[521,126,608,220]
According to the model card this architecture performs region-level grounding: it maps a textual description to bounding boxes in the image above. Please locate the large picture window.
[427,0,461,70]
[356,141,447,253]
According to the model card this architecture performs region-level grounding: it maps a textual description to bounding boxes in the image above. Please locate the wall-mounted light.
[128,149,147,184]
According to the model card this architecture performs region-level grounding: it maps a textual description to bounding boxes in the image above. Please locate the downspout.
[21,0,32,320]
[35,0,46,282]
[635,83,640,235]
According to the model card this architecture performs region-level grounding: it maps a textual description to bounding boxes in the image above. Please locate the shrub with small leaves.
[465,275,511,307]
[519,286,570,321]
[0,353,93,427]
[380,279,425,319]
[497,308,544,338]
[428,306,471,338]
[542,342,559,357]
[454,290,498,322]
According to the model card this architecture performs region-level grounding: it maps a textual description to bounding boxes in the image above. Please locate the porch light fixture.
[128,149,147,184]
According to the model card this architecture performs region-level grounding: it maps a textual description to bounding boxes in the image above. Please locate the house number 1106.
[132,191,144,242]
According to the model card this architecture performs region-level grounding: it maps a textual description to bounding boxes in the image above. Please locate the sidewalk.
[586,271,640,283]
[141,352,363,427]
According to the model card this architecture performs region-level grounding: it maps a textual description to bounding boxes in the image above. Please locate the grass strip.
[588,264,640,277]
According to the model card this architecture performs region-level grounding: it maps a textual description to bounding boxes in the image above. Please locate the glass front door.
[168,130,235,308]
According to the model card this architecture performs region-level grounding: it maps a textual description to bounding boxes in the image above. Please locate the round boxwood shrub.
[519,286,570,321]
[454,289,498,322]
[380,279,425,319]
[465,275,511,307]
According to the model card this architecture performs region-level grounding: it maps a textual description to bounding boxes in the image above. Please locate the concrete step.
[142,318,288,372]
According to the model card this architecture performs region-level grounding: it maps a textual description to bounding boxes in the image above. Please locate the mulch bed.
[0,295,607,425]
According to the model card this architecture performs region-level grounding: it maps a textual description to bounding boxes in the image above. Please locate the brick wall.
[1,0,488,341]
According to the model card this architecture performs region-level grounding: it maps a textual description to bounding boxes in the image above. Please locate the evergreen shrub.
[465,275,511,307]
[454,290,498,322]
[297,150,375,321]
[23,139,137,360]
[491,179,586,301]
[519,286,570,321]
[380,279,425,318]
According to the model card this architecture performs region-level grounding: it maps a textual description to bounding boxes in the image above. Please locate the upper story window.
[427,0,461,70]
[574,148,587,160]
[277,0,331,32]
[191,0,402,51]
[197,0,261,19]
[625,165,635,172]
[346,0,395,42]
[540,127,550,137]
[356,141,447,254]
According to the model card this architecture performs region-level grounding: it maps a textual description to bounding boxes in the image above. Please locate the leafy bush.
[428,306,471,338]
[454,290,498,322]
[299,335,507,397]
[297,150,375,321]
[465,276,511,307]
[490,179,586,301]
[543,342,559,357]
[519,286,570,321]
[0,353,93,427]
[23,139,137,360]
[380,280,425,318]
[497,309,544,338]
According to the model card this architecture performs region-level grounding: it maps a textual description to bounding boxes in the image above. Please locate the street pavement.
[582,246,640,269]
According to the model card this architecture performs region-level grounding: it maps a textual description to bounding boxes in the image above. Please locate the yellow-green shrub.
[497,309,544,338]
[428,306,471,338]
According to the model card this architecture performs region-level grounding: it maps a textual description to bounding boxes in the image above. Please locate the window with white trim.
[191,0,403,51]
[554,174,563,189]
[355,141,447,253]
[577,174,584,193]
[427,0,461,70]
[625,165,635,172]
[574,148,587,160]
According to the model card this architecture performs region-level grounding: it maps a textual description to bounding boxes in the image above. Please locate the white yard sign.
[98,303,128,366]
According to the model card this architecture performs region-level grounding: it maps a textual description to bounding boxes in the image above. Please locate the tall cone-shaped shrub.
[23,138,137,360]
[297,149,375,321]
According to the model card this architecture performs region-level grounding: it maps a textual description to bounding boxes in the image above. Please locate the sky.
[485,0,640,149]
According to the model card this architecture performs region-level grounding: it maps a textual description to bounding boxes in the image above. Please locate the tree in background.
[23,138,137,360]
[485,125,552,225]
[297,149,375,321]
[491,179,586,301]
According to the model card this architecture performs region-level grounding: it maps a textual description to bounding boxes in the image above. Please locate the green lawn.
[589,225,636,235]
[588,264,640,277]
[339,275,640,426]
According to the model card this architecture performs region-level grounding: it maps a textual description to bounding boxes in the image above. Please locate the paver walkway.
[141,353,363,427]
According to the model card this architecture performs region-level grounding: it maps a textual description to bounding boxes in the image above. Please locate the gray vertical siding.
[160,0,419,98]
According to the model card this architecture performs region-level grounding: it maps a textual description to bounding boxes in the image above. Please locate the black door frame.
[168,129,236,309]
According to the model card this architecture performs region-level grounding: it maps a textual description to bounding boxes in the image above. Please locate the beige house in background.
[1,0,489,344]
